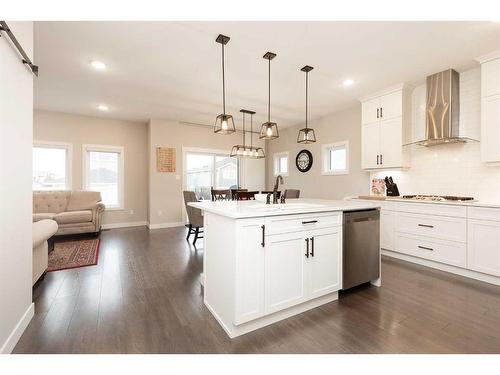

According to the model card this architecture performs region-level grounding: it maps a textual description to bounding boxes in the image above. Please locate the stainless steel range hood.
[414,69,462,146]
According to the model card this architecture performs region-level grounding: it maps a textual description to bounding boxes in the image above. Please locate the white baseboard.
[148,222,185,230]
[382,249,500,287]
[101,221,148,229]
[0,303,34,354]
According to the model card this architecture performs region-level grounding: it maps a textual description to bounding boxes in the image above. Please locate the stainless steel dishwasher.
[342,209,380,290]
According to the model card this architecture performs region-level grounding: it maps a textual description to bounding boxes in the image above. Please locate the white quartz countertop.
[188,198,380,219]
[352,196,500,209]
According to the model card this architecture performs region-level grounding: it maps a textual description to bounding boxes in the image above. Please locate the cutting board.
[357,195,387,201]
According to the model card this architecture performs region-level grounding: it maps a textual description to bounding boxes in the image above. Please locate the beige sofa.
[33,219,58,285]
[33,190,105,236]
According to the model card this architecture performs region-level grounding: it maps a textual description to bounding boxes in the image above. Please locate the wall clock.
[296,149,313,173]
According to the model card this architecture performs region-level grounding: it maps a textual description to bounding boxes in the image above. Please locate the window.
[33,141,72,190]
[322,141,349,175]
[184,148,239,200]
[273,152,289,176]
[83,144,124,209]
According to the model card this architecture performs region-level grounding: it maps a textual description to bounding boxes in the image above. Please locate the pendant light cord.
[268,58,271,122]
[305,70,308,130]
[250,114,253,147]
[222,43,226,115]
[242,112,246,146]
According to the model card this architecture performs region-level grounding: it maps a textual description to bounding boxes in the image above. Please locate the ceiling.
[34,21,500,128]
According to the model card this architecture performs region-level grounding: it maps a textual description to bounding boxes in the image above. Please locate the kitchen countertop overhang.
[188,198,381,219]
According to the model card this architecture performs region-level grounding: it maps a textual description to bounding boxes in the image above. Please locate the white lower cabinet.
[234,214,343,325]
[265,231,308,315]
[308,227,342,299]
[358,199,500,284]
[468,219,500,277]
[380,209,395,250]
[234,221,266,325]
[394,232,467,268]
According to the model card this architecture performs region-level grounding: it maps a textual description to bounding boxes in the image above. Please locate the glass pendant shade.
[214,114,236,134]
[259,121,279,140]
[297,127,316,144]
[230,145,265,159]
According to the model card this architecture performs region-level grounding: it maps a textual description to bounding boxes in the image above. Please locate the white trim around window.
[82,144,125,210]
[33,140,73,190]
[321,141,349,176]
[273,151,289,177]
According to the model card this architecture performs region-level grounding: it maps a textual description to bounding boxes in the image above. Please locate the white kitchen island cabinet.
[190,199,380,338]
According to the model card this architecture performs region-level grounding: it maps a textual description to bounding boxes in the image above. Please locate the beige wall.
[0,22,34,353]
[148,119,266,226]
[34,110,148,225]
[265,106,370,199]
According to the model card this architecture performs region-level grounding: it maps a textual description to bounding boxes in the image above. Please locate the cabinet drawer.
[265,212,341,235]
[394,233,467,268]
[393,202,467,218]
[395,212,466,243]
[468,206,500,222]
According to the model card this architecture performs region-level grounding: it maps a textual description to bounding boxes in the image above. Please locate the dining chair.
[284,189,300,199]
[234,191,258,200]
[231,188,247,200]
[183,191,204,245]
[211,188,231,201]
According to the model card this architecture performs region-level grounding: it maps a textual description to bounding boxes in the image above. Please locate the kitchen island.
[188,198,381,338]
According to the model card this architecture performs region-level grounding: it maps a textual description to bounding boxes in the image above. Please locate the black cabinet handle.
[310,237,315,257]
[377,155,379,165]
[380,107,383,118]
[261,225,265,247]
[377,108,379,119]
[302,220,318,225]
[418,224,434,228]
[380,154,383,164]
[418,245,434,251]
[305,238,309,258]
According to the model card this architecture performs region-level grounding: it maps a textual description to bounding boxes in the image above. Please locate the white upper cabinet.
[379,90,403,120]
[476,50,500,163]
[360,84,412,170]
[481,57,500,98]
[362,97,381,125]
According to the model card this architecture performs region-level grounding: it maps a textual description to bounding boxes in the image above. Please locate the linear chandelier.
[230,110,265,159]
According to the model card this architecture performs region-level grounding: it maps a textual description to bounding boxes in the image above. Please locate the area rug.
[48,238,100,272]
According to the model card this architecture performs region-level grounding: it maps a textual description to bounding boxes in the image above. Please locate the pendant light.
[214,34,236,134]
[230,110,265,159]
[259,52,279,140]
[297,65,316,143]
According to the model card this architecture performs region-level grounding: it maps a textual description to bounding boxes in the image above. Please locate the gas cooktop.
[401,195,475,202]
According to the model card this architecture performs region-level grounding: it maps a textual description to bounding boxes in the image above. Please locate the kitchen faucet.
[273,175,284,204]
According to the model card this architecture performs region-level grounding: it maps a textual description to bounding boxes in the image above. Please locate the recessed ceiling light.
[342,79,355,87]
[90,60,106,71]
[98,104,109,111]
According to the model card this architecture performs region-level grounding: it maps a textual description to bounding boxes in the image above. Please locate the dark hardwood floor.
[13,226,500,354]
